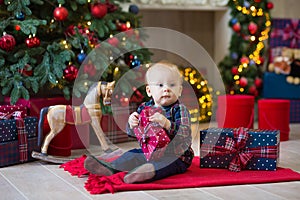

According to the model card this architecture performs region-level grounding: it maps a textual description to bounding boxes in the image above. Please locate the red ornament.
[231,67,239,75]
[259,56,264,65]
[130,87,144,103]
[53,6,68,21]
[91,3,107,19]
[120,23,128,31]
[0,34,16,51]
[65,25,99,46]
[248,85,258,96]
[64,65,78,82]
[248,22,258,35]
[83,64,97,77]
[25,36,40,48]
[267,2,274,9]
[107,37,119,47]
[120,96,129,107]
[65,25,76,36]
[254,0,261,2]
[0,0,3,4]
[105,0,118,13]
[232,22,241,32]
[239,77,248,87]
[255,77,263,88]
[240,56,250,64]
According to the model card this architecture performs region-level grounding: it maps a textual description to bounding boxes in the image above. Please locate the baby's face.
[146,65,182,107]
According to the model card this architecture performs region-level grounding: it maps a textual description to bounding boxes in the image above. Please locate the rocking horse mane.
[83,81,103,106]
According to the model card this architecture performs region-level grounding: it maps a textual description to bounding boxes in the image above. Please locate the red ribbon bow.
[201,127,278,172]
[133,106,170,161]
[271,19,300,48]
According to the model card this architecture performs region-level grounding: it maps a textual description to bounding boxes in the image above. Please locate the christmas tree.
[218,0,274,97]
[0,0,151,105]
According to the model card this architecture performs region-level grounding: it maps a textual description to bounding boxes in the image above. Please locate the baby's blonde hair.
[145,61,183,84]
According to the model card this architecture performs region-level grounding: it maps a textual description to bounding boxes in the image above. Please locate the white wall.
[271,0,300,18]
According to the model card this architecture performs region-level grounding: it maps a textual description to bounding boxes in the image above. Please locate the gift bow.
[271,19,300,48]
[134,106,170,161]
[0,111,22,120]
[0,111,28,162]
[201,127,278,172]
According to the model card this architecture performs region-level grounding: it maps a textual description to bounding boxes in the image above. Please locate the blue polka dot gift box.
[0,105,39,167]
[200,127,280,172]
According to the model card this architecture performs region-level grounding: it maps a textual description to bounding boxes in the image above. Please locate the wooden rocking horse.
[32,81,116,163]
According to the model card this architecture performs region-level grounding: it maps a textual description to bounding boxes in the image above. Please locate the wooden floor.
[1,122,300,200]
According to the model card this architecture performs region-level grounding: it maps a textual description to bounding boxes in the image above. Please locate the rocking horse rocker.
[32,81,118,163]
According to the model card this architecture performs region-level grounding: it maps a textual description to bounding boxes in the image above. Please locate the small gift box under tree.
[0,105,38,167]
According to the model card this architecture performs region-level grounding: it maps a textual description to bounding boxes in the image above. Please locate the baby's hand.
[149,112,171,130]
[128,112,139,128]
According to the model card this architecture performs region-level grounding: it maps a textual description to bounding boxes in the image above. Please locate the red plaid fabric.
[0,138,38,167]
[15,118,28,162]
[201,127,278,172]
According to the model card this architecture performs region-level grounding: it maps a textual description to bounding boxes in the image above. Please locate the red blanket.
[60,155,300,194]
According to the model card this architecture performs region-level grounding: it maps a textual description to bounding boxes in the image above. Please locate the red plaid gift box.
[269,18,300,62]
[133,106,170,161]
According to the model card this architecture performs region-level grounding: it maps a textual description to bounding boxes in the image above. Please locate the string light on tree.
[179,67,212,123]
[218,0,273,97]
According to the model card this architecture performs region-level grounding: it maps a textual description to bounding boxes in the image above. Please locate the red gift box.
[3,96,74,117]
[0,105,28,118]
[217,95,255,129]
[133,106,170,161]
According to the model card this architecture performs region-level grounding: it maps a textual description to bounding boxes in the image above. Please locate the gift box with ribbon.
[200,127,280,172]
[0,105,28,118]
[3,97,89,154]
[270,18,300,49]
[0,106,39,167]
[269,18,300,63]
[133,106,170,161]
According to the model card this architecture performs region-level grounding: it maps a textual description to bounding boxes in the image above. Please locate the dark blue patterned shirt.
[127,99,194,166]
